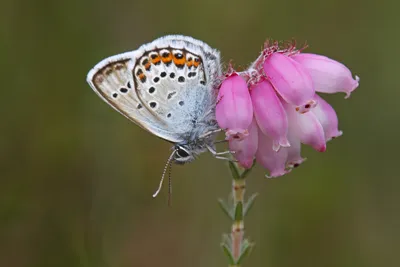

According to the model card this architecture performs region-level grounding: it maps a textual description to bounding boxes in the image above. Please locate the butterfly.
[87,35,230,195]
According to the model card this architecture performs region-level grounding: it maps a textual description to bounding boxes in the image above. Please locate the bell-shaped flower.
[311,94,343,141]
[283,101,327,152]
[216,73,253,140]
[256,129,290,178]
[292,53,359,98]
[250,79,290,151]
[285,132,306,169]
[263,53,315,109]
[229,118,258,169]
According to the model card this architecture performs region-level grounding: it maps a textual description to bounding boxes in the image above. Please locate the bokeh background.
[1,0,399,266]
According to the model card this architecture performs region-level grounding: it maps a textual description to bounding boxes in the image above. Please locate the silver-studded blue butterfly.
[87,35,227,196]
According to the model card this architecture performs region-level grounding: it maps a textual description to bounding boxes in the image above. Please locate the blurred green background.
[1,0,399,266]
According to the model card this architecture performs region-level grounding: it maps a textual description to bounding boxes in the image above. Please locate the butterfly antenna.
[152,150,176,198]
[167,160,173,206]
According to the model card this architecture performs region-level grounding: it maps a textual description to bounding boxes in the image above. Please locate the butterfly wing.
[87,35,221,143]
[87,52,182,143]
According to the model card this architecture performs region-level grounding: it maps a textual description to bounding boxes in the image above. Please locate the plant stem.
[220,162,256,267]
[231,178,245,261]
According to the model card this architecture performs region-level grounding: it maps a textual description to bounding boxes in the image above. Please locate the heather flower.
[250,79,290,151]
[216,73,253,140]
[229,118,258,168]
[216,39,359,177]
[292,53,359,98]
[285,131,305,169]
[256,128,290,178]
[283,100,327,153]
[311,94,343,141]
[263,53,316,113]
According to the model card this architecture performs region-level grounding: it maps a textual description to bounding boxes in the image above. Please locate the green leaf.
[228,161,241,180]
[234,202,243,221]
[237,239,254,265]
[244,193,258,216]
[221,233,231,247]
[221,237,235,265]
[218,198,234,220]
[240,160,256,178]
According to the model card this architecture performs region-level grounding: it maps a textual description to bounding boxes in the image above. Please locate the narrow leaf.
[221,233,231,247]
[234,202,243,221]
[218,198,234,220]
[228,161,241,180]
[221,243,235,265]
[240,160,256,178]
[237,239,254,265]
[244,193,258,216]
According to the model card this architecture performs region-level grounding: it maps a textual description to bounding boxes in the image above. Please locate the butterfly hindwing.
[87,52,183,143]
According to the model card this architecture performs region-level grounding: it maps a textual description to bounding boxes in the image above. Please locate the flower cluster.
[216,41,359,177]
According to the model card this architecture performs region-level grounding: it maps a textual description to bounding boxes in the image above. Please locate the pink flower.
[229,118,258,168]
[216,73,253,140]
[311,94,343,141]
[285,132,306,169]
[283,101,327,152]
[250,80,290,151]
[263,53,316,113]
[256,128,290,178]
[217,39,359,176]
[292,53,359,98]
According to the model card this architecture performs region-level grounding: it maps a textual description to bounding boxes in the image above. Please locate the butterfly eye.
[176,148,190,158]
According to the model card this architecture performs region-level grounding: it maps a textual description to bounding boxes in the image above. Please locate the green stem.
[220,162,256,267]
[231,178,245,261]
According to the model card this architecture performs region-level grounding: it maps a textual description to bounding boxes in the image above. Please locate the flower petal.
[250,80,290,151]
[263,53,315,107]
[312,94,343,141]
[256,129,290,178]
[292,53,359,98]
[285,132,306,169]
[284,101,327,152]
[216,73,253,139]
[229,118,258,168]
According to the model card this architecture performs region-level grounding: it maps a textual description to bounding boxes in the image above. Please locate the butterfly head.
[172,133,217,164]
[173,144,195,164]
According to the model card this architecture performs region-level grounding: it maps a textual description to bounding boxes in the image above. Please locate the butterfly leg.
[215,156,237,161]
[215,150,235,156]
[199,128,223,139]
[214,139,228,144]
[206,144,235,156]
[206,144,237,162]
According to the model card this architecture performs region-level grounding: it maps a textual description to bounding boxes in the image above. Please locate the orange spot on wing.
[193,58,200,68]
[187,59,193,68]
[161,53,173,64]
[141,58,151,71]
[173,58,186,66]
[145,62,151,70]
[138,73,146,81]
[173,53,186,66]
[151,54,161,65]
